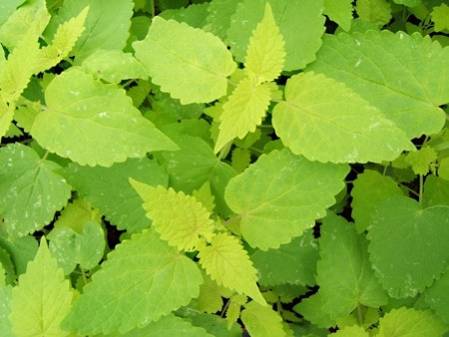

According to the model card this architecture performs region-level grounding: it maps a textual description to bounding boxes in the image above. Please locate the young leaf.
[131,181,215,251]
[324,0,353,31]
[30,68,177,167]
[355,0,392,26]
[64,158,168,232]
[225,149,348,250]
[215,78,271,152]
[48,0,134,60]
[227,0,325,71]
[0,144,71,237]
[309,30,449,138]
[317,214,387,320]
[368,196,449,298]
[432,4,449,32]
[273,72,413,163]
[241,301,286,337]
[245,3,285,84]
[133,17,236,104]
[63,230,203,335]
[198,233,265,304]
[35,7,89,72]
[10,240,73,337]
[377,308,446,337]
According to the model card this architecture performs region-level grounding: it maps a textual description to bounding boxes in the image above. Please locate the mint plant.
[1,0,449,336]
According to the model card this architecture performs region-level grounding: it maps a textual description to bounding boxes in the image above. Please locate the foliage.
[1,0,449,336]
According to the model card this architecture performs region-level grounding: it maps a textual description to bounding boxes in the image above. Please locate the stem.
[419,174,424,203]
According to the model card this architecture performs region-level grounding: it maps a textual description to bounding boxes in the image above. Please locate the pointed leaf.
[241,301,286,337]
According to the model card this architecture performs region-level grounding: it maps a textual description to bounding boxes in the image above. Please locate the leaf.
[64,158,168,232]
[251,230,318,287]
[424,269,449,324]
[351,170,405,233]
[194,273,225,313]
[198,233,265,304]
[105,314,215,337]
[404,146,438,175]
[316,214,387,320]
[368,196,449,298]
[324,0,353,31]
[35,7,88,72]
[0,4,50,104]
[293,293,335,328]
[376,308,446,337]
[30,68,177,167]
[205,0,241,40]
[0,0,26,26]
[423,176,449,207]
[133,17,236,104]
[47,0,134,60]
[245,3,285,84]
[0,286,13,337]
[156,133,236,217]
[215,78,272,152]
[392,0,421,7]
[331,326,369,337]
[227,0,325,71]
[160,3,209,28]
[308,30,449,138]
[272,72,413,164]
[432,4,449,32]
[0,235,38,276]
[130,181,215,251]
[225,149,348,250]
[63,230,203,335]
[355,0,392,26]
[81,49,147,84]
[241,301,286,337]
[0,144,71,237]
[10,240,73,337]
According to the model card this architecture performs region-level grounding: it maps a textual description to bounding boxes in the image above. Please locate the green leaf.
[0,247,15,285]
[225,149,348,250]
[392,0,422,7]
[432,4,449,32]
[317,214,387,320]
[351,170,405,233]
[215,78,272,152]
[241,301,286,337]
[0,263,5,287]
[0,286,13,337]
[64,158,168,232]
[330,326,368,337]
[156,133,236,217]
[10,240,73,337]
[131,181,215,251]
[227,0,325,71]
[179,310,243,337]
[0,235,38,276]
[251,230,318,286]
[0,0,26,27]
[424,269,449,324]
[377,308,446,337]
[0,144,71,237]
[81,49,147,84]
[198,233,265,304]
[245,3,285,84]
[30,68,177,167]
[205,0,241,40]
[105,314,215,337]
[294,293,335,328]
[160,3,209,28]
[355,0,392,26]
[368,196,449,298]
[308,30,449,138]
[273,72,413,163]
[63,230,203,335]
[324,0,353,31]
[404,146,438,175]
[133,16,236,104]
[194,273,225,313]
[423,175,449,207]
[48,0,134,60]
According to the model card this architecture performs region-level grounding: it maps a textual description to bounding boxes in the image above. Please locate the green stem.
[419,174,424,203]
